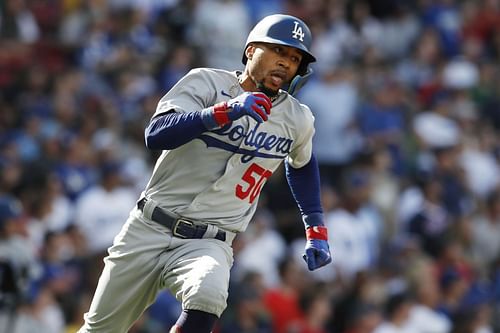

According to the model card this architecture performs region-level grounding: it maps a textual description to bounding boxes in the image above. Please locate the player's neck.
[238,71,257,92]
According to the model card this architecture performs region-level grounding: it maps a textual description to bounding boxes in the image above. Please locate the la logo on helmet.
[292,21,305,41]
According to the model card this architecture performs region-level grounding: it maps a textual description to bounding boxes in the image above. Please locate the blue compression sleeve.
[285,154,323,226]
[145,111,207,150]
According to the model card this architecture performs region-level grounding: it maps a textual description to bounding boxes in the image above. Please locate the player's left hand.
[303,238,332,271]
[302,213,332,271]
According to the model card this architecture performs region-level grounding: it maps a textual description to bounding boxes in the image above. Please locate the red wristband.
[305,226,328,241]
[213,102,230,126]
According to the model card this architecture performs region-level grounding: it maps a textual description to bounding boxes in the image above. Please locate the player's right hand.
[226,92,272,123]
[201,92,272,130]
[208,92,271,128]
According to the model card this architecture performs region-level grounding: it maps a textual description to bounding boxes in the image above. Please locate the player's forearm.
[285,153,323,222]
[145,111,207,150]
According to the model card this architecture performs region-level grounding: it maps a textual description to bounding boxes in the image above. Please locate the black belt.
[137,198,226,241]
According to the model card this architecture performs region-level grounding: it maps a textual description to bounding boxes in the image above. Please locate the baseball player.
[78,14,332,333]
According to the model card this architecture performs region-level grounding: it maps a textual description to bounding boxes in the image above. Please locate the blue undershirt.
[285,155,324,227]
[145,111,207,150]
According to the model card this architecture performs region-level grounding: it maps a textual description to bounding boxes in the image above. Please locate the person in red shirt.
[286,283,332,333]
[263,257,306,333]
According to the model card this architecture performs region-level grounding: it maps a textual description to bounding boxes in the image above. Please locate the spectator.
[190,0,251,70]
[395,27,443,94]
[298,64,361,188]
[407,172,451,258]
[236,209,287,288]
[329,271,386,333]
[377,2,421,60]
[470,190,500,271]
[373,292,417,333]
[437,267,470,320]
[0,0,40,43]
[322,169,382,279]
[342,304,382,333]
[358,74,407,175]
[263,257,307,333]
[219,271,272,333]
[368,148,401,240]
[54,134,97,202]
[344,0,384,61]
[286,283,332,333]
[406,264,452,333]
[0,194,35,288]
[419,0,463,58]
[0,195,41,333]
[73,160,136,256]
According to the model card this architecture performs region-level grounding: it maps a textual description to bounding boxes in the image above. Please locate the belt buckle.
[172,219,194,238]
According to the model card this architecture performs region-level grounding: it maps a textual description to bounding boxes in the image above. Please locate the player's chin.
[257,81,279,97]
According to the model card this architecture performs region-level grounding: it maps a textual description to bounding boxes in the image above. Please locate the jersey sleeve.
[153,68,217,117]
[286,103,315,169]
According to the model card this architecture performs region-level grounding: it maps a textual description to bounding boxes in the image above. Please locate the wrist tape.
[212,102,230,126]
[305,226,328,241]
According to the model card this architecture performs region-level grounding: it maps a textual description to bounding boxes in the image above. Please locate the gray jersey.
[143,68,315,232]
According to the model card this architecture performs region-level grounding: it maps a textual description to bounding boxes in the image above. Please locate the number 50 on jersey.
[236,163,273,204]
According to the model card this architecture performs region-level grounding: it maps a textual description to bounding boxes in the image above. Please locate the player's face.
[246,43,303,96]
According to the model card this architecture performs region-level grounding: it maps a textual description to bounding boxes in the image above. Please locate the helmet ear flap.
[288,68,314,96]
[297,59,310,76]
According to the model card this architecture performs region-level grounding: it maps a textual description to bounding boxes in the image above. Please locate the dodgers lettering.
[205,123,294,162]
[217,123,293,154]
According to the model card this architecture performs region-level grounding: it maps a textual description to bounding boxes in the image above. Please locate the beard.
[256,81,279,98]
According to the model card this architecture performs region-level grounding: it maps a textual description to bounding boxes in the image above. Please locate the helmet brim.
[242,39,316,64]
[242,40,315,76]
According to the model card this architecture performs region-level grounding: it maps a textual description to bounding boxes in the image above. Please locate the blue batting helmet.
[242,14,316,76]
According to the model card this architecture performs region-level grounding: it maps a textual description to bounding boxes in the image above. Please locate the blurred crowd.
[0,0,499,332]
